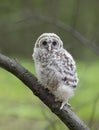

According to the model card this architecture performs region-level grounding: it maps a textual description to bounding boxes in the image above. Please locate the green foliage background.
[0,61,99,130]
[0,0,99,130]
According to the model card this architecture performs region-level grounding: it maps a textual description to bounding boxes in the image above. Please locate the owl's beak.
[48,44,51,51]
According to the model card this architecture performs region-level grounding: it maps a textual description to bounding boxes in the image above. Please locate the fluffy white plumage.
[32,33,78,109]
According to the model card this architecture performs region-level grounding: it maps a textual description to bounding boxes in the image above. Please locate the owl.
[32,33,78,110]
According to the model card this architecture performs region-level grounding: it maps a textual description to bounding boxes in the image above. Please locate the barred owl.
[32,33,78,109]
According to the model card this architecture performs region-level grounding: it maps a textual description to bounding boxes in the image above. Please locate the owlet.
[32,33,78,109]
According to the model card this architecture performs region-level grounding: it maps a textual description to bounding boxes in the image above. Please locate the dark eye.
[42,41,47,46]
[52,41,57,46]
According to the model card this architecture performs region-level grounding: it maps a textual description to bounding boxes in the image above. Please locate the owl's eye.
[52,41,57,46]
[42,41,47,46]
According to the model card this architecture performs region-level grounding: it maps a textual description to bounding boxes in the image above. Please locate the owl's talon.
[60,102,71,110]
[66,103,71,108]
[60,101,66,110]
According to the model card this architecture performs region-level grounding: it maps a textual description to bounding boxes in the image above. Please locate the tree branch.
[35,15,99,54]
[16,14,99,54]
[0,53,90,130]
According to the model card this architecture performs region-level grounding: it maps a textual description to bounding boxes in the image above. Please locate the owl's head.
[35,33,63,51]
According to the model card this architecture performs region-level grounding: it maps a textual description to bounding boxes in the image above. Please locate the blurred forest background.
[0,0,99,130]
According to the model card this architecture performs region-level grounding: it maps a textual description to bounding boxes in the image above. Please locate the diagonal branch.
[0,53,90,130]
[16,14,99,54]
[34,15,99,54]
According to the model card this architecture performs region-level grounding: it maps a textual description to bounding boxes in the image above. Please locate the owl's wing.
[54,49,78,88]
